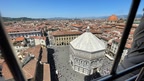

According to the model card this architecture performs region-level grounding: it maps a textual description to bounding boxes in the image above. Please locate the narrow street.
[46,36,59,81]
[52,46,85,81]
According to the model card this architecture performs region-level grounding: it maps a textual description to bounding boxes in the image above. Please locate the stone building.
[13,37,28,55]
[8,31,42,38]
[50,30,82,46]
[69,27,105,75]
[105,39,130,61]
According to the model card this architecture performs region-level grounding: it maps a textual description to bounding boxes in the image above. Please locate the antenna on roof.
[86,26,90,32]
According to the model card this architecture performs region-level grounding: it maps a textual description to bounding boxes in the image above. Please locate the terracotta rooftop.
[21,45,40,58]
[1,60,36,80]
[116,26,125,29]
[41,47,48,63]
[102,25,112,28]
[19,45,48,63]
[23,69,33,79]
[43,64,51,81]
[101,36,111,41]
[108,14,118,21]
[30,36,46,40]
[71,24,83,28]
[113,39,121,43]
[51,30,82,36]
[22,59,37,79]
[15,37,25,42]
[2,44,49,80]
[116,23,125,26]
[90,30,103,34]
[2,62,13,80]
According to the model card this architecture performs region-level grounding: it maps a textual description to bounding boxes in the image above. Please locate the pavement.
[98,56,113,76]
[49,45,113,81]
[52,46,86,81]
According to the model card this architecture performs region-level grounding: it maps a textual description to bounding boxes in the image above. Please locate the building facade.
[69,29,105,75]
[105,39,129,61]
[8,31,42,38]
[50,30,82,46]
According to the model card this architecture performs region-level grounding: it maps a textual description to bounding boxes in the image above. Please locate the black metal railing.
[93,0,142,81]
[0,0,143,81]
[0,16,26,81]
[95,62,144,81]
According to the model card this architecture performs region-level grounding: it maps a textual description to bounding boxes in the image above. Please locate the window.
[17,50,19,52]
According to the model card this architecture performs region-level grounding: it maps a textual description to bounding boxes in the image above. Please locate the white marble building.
[69,27,105,75]
[34,38,46,46]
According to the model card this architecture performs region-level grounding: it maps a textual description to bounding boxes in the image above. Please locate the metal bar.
[0,16,26,81]
[135,67,144,81]
[110,0,141,75]
[125,75,137,81]
[97,62,144,81]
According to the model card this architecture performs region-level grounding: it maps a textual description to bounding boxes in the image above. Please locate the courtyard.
[52,46,86,81]
[50,45,113,81]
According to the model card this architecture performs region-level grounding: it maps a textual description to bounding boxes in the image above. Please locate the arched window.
[85,61,88,65]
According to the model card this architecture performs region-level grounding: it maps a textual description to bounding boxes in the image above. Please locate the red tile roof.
[116,23,125,26]
[22,59,37,79]
[41,47,48,63]
[43,64,51,81]
[101,36,111,41]
[20,45,41,59]
[113,39,121,43]
[90,30,103,34]
[71,24,83,28]
[2,60,35,80]
[19,45,47,63]
[102,25,112,28]
[30,36,46,40]
[23,69,33,79]
[116,26,125,29]
[15,37,25,42]
[108,14,118,21]
[51,30,82,36]
[2,44,49,80]
[2,62,13,80]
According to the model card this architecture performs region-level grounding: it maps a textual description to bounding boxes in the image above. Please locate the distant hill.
[96,14,143,19]
[2,17,47,21]
[117,14,142,19]
[47,14,143,20]
[1,14,143,21]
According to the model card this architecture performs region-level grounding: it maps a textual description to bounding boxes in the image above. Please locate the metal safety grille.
[0,17,26,81]
[0,0,143,81]
[94,0,143,81]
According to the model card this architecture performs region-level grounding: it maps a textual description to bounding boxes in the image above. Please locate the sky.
[0,0,144,18]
